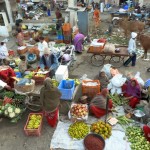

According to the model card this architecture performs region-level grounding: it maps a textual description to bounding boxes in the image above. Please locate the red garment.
[143,125,150,142]
[0,67,16,88]
[44,108,59,128]
[90,100,113,118]
[122,83,140,108]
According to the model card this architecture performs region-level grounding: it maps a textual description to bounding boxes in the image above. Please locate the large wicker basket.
[14,79,35,94]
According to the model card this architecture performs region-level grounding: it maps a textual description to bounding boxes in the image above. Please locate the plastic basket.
[24,113,43,136]
[82,80,100,98]
[58,80,75,100]
[15,72,22,78]
[57,35,64,40]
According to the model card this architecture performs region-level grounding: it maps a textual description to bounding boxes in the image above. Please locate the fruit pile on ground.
[70,104,88,118]
[68,122,89,139]
[27,114,42,129]
[90,121,112,139]
[126,126,150,150]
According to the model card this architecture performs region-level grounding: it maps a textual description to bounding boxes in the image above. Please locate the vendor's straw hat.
[131,32,137,38]
[44,47,50,55]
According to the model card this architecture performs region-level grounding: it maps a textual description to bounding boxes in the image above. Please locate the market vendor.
[16,28,26,46]
[0,42,9,65]
[40,48,59,78]
[122,78,141,108]
[40,77,61,127]
[93,5,100,28]
[15,11,23,27]
[38,37,48,58]
[55,8,63,30]
[89,88,113,118]
[18,55,28,75]
[32,30,40,42]
[94,71,109,91]
[73,27,85,53]
[0,65,16,88]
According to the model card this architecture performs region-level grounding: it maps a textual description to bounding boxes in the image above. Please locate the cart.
[88,46,130,68]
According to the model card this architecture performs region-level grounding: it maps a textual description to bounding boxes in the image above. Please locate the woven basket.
[17,47,28,55]
[14,80,35,93]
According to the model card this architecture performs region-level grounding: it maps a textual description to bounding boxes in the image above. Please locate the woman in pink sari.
[16,29,25,46]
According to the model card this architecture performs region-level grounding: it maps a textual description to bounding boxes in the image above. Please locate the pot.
[133,110,145,118]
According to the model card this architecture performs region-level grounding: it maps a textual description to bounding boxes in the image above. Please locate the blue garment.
[40,54,59,71]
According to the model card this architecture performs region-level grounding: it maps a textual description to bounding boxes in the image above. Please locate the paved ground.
[0,8,150,150]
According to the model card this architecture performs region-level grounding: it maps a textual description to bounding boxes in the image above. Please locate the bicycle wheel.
[109,56,124,68]
[91,55,105,67]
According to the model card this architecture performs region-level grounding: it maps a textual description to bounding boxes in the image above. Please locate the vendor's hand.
[4,85,12,91]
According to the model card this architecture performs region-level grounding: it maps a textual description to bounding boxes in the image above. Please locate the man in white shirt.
[38,37,48,58]
[124,32,137,67]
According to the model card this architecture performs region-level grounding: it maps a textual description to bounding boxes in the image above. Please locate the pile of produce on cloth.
[70,104,88,119]
[0,89,26,122]
[68,122,90,139]
[116,115,133,127]
[125,126,150,150]
[67,78,80,86]
[90,121,112,139]
[17,78,33,86]
[108,94,128,106]
[51,79,59,87]
[26,114,42,129]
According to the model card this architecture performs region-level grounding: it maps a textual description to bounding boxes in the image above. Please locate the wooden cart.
[88,46,130,68]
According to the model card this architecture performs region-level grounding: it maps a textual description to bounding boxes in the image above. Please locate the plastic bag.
[111,74,126,87]
[101,64,112,79]
[134,72,144,87]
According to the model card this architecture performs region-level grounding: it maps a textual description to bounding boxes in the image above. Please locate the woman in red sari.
[122,78,141,108]
[143,125,150,142]
[40,78,61,127]
[90,88,113,118]
[93,6,100,28]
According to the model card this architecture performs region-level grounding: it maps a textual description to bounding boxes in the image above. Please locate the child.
[61,50,71,64]
[96,71,109,91]
[18,55,27,75]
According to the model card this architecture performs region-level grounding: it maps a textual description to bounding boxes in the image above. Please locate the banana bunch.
[66,78,80,86]
[27,114,42,129]
[24,72,35,79]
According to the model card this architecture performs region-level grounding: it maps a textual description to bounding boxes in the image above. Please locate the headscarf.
[40,77,61,112]
[101,88,109,98]
[126,78,141,98]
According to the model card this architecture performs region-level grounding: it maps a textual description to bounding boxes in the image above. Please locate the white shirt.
[38,40,48,57]
[0,44,9,59]
[16,14,23,20]
[128,38,136,54]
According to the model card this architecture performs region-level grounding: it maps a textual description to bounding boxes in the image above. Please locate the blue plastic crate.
[57,35,64,40]
[15,72,22,78]
[58,80,75,100]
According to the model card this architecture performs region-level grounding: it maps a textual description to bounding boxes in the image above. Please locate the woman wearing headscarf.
[122,78,141,108]
[89,88,113,118]
[40,78,62,127]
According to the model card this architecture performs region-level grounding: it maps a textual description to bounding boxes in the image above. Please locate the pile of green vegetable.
[68,122,89,139]
[126,126,150,150]
[108,94,128,106]
[0,103,24,123]
[117,115,133,127]
[54,43,65,48]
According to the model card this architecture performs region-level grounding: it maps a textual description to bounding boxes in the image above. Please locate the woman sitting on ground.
[89,88,113,118]
[16,28,25,46]
[40,78,62,127]
[122,78,141,108]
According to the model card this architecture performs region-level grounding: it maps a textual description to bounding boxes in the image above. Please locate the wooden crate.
[24,113,43,136]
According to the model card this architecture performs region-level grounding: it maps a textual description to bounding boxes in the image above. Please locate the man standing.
[124,32,137,67]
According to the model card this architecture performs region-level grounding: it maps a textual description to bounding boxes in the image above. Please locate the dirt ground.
[0,10,150,150]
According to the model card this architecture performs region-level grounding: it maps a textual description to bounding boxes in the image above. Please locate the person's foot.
[131,65,135,67]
